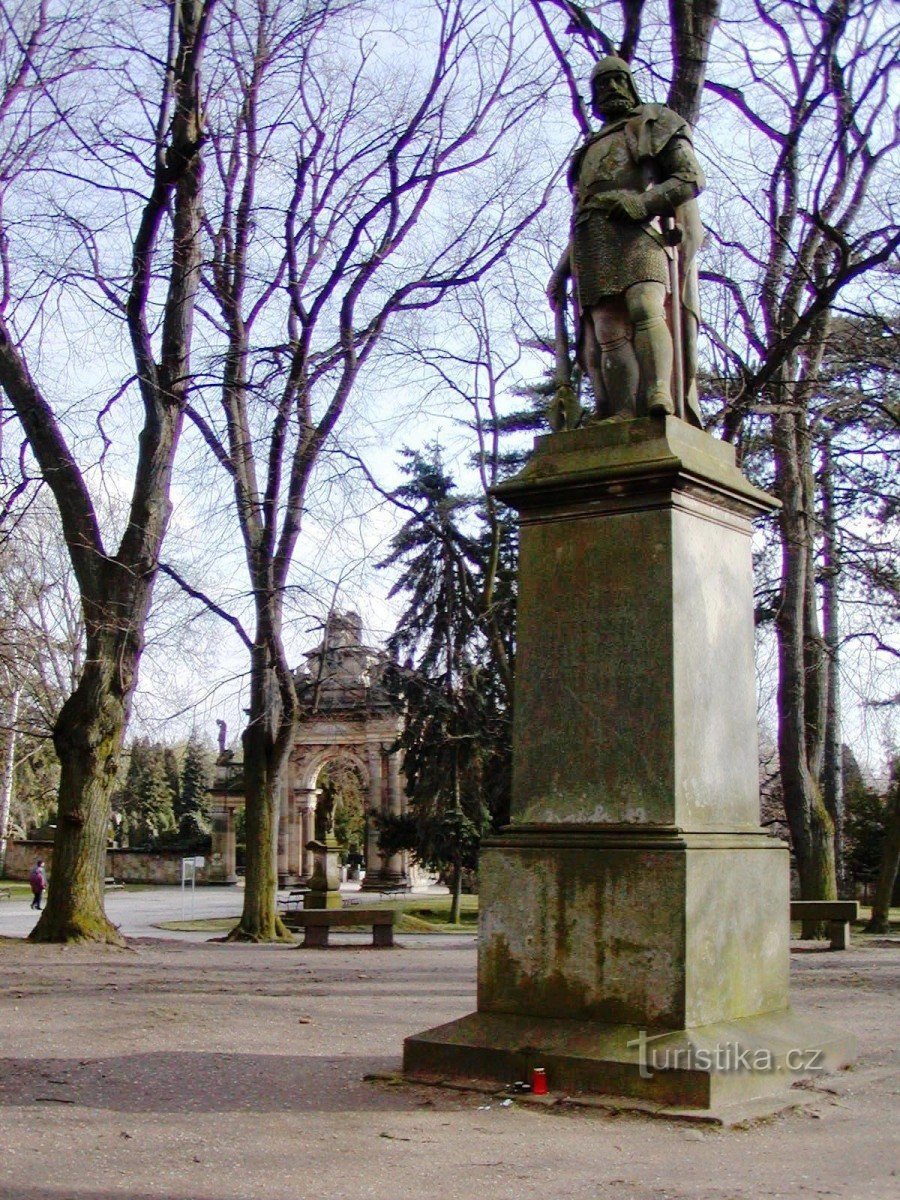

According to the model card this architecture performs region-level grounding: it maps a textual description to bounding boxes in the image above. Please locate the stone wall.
[4,841,213,885]
[4,841,54,879]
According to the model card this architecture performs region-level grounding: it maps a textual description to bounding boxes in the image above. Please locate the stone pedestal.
[403,418,853,1114]
[305,836,343,909]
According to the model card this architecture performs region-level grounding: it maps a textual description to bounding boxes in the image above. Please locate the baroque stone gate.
[208,613,409,889]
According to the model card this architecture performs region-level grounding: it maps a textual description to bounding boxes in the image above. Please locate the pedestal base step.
[404,1008,854,1111]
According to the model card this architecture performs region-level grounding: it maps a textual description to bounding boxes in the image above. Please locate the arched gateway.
[207,612,409,890]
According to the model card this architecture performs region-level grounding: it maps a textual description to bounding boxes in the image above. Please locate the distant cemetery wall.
[5,840,212,884]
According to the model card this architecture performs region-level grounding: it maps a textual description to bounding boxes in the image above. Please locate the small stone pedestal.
[403,418,853,1115]
[304,837,343,910]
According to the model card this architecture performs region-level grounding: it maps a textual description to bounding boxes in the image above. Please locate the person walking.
[29,860,47,910]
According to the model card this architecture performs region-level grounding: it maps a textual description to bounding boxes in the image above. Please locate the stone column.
[404,417,854,1113]
[361,743,385,890]
[295,789,318,882]
[277,782,305,887]
[207,802,238,885]
[276,781,289,886]
[287,787,304,883]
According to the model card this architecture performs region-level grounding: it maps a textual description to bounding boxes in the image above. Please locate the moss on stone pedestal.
[403,420,854,1113]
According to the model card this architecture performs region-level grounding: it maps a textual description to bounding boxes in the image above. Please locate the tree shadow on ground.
[790,944,845,955]
[0,1051,410,1114]
[0,1192,208,1200]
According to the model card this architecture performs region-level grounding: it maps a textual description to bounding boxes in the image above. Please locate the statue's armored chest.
[577,129,643,196]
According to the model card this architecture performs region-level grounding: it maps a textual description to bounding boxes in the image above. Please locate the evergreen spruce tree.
[866,759,900,933]
[379,445,514,920]
[118,740,177,848]
[163,748,181,818]
[178,733,212,841]
[843,744,894,901]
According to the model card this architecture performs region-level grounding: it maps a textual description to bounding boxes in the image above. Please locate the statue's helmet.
[589,56,639,107]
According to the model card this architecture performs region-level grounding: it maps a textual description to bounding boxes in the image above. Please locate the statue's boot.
[633,314,675,417]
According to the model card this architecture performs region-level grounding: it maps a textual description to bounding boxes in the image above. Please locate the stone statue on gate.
[547,57,705,428]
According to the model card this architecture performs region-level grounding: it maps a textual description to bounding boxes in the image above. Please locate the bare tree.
[0,675,18,873]
[506,2,900,922]
[0,1,215,941]
[700,0,900,907]
[175,0,557,939]
[530,0,719,125]
[0,501,84,864]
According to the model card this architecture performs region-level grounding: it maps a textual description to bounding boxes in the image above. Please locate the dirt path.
[0,935,896,1200]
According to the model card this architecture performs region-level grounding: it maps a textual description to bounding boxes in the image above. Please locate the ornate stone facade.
[208,612,408,888]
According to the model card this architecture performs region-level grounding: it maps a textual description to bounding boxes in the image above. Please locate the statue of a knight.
[548,57,705,426]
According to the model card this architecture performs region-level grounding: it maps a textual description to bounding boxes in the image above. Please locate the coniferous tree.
[866,759,900,933]
[164,749,181,818]
[116,741,177,848]
[844,779,888,892]
[177,734,212,841]
[379,445,506,921]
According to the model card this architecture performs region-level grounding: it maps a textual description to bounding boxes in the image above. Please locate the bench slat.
[283,908,396,928]
[282,906,397,948]
[790,901,858,920]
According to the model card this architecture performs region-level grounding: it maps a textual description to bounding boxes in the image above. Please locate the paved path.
[0,884,246,941]
[0,884,471,947]
[0,929,896,1199]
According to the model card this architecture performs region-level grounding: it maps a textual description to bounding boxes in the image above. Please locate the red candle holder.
[531,1067,548,1095]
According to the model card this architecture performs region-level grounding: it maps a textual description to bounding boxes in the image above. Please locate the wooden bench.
[277,887,310,912]
[282,907,398,948]
[791,900,859,949]
[0,887,11,900]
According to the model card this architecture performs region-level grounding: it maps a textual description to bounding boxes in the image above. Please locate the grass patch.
[790,905,899,941]
[0,882,31,900]
[156,896,480,936]
[1,880,152,900]
[155,917,240,933]
[364,894,479,931]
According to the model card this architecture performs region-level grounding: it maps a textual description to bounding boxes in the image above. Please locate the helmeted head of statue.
[590,56,640,120]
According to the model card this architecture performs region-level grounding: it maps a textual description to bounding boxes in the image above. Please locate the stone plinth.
[506,417,769,831]
[477,830,788,1029]
[403,418,854,1113]
[304,836,343,909]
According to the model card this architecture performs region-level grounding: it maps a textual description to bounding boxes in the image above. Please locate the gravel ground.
[0,909,896,1200]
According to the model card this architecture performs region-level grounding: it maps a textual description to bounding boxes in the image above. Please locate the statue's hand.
[546,270,567,310]
[594,190,650,222]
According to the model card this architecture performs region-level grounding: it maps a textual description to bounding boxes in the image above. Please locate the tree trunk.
[0,685,20,876]
[449,860,463,926]
[30,630,138,945]
[820,435,845,891]
[773,409,836,936]
[866,779,899,934]
[1,0,211,942]
[229,640,293,942]
[667,0,720,125]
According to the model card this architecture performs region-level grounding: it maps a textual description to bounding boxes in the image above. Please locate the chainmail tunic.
[572,122,669,307]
